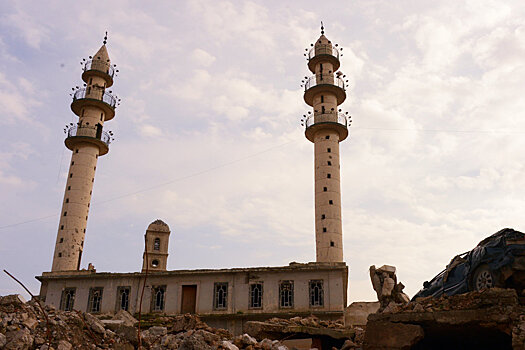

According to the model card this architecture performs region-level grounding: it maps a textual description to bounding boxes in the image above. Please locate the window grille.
[151,285,166,312]
[309,280,324,307]
[279,281,294,308]
[116,286,130,311]
[60,288,76,311]
[214,283,228,310]
[249,283,263,309]
[88,287,103,313]
[154,238,160,251]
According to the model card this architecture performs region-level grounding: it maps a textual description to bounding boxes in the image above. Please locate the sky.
[1,0,525,304]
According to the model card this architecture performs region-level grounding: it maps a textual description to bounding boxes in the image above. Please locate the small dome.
[147,219,170,232]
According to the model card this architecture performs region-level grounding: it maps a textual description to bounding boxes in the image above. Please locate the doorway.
[181,285,197,314]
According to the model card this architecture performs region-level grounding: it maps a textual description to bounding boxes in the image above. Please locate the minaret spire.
[301,27,350,263]
[51,40,120,272]
[103,31,108,45]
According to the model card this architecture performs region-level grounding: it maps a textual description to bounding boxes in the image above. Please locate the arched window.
[154,238,160,251]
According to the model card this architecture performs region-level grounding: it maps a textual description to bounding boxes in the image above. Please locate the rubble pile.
[364,288,525,350]
[369,265,410,312]
[0,294,293,350]
[245,315,362,349]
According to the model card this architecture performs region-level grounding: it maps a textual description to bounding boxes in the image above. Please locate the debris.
[369,264,410,311]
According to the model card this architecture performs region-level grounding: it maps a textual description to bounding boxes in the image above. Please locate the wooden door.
[181,285,197,314]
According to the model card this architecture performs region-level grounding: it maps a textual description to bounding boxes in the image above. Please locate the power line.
[0,140,296,230]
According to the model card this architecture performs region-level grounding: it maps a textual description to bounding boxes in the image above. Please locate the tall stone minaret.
[51,34,119,271]
[301,24,350,263]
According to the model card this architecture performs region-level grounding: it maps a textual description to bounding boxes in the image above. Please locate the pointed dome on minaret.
[93,44,110,64]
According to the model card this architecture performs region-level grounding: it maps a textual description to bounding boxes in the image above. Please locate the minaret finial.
[321,21,324,35]
[103,31,108,45]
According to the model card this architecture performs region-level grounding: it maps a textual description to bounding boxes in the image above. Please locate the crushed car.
[413,228,525,299]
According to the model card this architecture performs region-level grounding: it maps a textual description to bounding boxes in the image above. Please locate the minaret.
[51,33,119,271]
[301,24,350,263]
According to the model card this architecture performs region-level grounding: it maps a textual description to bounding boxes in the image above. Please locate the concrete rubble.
[369,265,410,312]
[363,288,525,350]
[0,294,362,349]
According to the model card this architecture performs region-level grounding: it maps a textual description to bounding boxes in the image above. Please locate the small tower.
[301,24,350,263]
[51,34,119,271]
[142,220,171,272]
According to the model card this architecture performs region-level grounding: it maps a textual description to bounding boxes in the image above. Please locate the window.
[60,288,76,311]
[151,259,159,267]
[151,285,166,312]
[279,281,294,308]
[321,214,326,220]
[154,238,160,251]
[63,211,67,216]
[249,283,263,309]
[71,161,74,165]
[329,200,333,205]
[116,286,130,311]
[309,280,324,307]
[75,149,79,153]
[327,148,331,153]
[323,227,327,232]
[60,226,64,230]
[325,135,329,139]
[327,174,331,178]
[100,113,104,121]
[88,287,103,313]
[214,282,228,310]
[323,187,327,192]
[321,95,324,103]
[67,186,71,191]
[58,252,62,257]
[327,161,332,166]
[69,173,73,178]
[59,237,63,243]
[330,241,335,247]
[65,198,69,203]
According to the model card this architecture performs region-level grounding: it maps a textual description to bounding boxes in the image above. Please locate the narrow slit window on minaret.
[321,95,324,103]
[327,161,332,166]
[100,113,104,121]
[330,241,335,247]
[59,238,63,242]
[323,228,327,232]
[81,109,84,117]
[327,174,331,178]
[322,106,325,113]
[327,148,331,153]
[58,253,62,257]
[323,187,327,192]
[320,63,323,73]
[71,161,74,165]
[89,78,92,85]
[75,149,79,153]
[69,173,73,178]
[63,211,67,216]
[321,214,325,220]
[67,186,71,191]
[60,226,64,231]
[329,200,333,205]
[66,198,69,203]
[325,135,329,139]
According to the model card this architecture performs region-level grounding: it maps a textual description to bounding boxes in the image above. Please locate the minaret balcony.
[65,125,112,156]
[305,112,348,142]
[303,74,346,106]
[82,60,114,87]
[71,88,116,120]
[308,44,341,72]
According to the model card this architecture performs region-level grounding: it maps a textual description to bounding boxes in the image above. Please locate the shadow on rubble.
[412,323,511,350]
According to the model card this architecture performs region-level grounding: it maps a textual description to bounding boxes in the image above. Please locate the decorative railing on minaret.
[300,23,352,263]
[51,33,120,272]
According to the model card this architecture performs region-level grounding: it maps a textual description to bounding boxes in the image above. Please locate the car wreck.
[414,228,525,299]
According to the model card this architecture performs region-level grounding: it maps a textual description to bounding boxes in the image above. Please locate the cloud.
[191,48,216,67]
